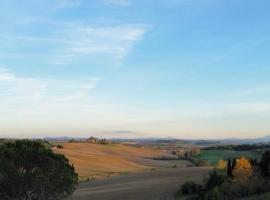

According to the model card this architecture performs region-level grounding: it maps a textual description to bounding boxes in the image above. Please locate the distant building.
[86,137,112,144]
[87,137,98,143]
[173,147,200,159]
[99,138,112,144]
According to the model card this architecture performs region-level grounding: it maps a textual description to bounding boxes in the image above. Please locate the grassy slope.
[195,149,261,165]
[53,142,170,180]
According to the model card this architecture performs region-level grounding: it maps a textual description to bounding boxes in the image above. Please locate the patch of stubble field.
[66,167,211,200]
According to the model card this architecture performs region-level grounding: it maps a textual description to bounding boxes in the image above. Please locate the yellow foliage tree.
[232,157,253,181]
[216,159,227,170]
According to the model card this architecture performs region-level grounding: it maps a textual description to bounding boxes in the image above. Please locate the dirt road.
[67,167,210,200]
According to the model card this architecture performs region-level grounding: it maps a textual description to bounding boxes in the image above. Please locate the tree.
[232,158,237,169]
[0,140,78,200]
[232,157,253,181]
[260,151,270,177]
[216,160,227,170]
[227,158,233,178]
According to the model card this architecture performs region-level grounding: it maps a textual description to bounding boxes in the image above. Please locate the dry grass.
[53,142,169,180]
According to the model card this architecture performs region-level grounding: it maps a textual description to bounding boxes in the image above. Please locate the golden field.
[53,142,169,180]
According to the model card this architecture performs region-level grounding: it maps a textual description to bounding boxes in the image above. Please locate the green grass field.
[195,149,261,165]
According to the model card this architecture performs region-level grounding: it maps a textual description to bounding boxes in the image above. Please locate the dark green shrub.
[57,144,64,149]
[204,170,226,191]
[204,187,222,200]
[181,182,202,195]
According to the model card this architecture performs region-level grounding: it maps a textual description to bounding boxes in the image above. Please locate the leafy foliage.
[232,157,253,181]
[181,182,202,195]
[216,159,227,170]
[180,151,270,200]
[204,170,226,191]
[0,140,78,200]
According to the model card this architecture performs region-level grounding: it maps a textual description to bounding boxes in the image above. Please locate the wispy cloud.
[0,68,99,107]
[158,0,217,6]
[0,24,148,65]
[102,0,132,6]
[0,0,149,65]
[60,24,148,61]
[56,0,81,8]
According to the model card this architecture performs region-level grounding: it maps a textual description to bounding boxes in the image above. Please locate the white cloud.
[62,25,147,59]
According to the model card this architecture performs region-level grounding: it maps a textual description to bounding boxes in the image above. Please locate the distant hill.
[187,135,270,146]
[42,135,270,146]
[43,136,87,142]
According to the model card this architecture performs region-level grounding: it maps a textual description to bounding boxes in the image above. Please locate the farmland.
[66,167,210,200]
[52,142,269,199]
[53,142,183,180]
[194,149,261,165]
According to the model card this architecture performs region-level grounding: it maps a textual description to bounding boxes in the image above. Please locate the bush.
[57,144,64,149]
[204,170,226,191]
[181,182,202,195]
[0,140,78,200]
[204,187,223,200]
[219,177,270,199]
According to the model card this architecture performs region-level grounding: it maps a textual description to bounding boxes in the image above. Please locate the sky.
[0,0,270,139]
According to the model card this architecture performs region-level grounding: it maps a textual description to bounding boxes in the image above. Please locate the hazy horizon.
[1,0,270,139]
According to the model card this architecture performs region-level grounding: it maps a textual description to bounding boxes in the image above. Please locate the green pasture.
[194,149,262,165]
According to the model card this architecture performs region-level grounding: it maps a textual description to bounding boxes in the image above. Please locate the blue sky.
[1,0,270,139]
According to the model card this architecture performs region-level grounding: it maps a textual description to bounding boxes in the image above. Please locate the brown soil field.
[66,167,211,200]
[53,142,173,180]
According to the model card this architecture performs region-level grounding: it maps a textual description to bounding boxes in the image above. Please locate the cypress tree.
[260,151,270,177]
[232,158,237,170]
[227,158,233,177]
